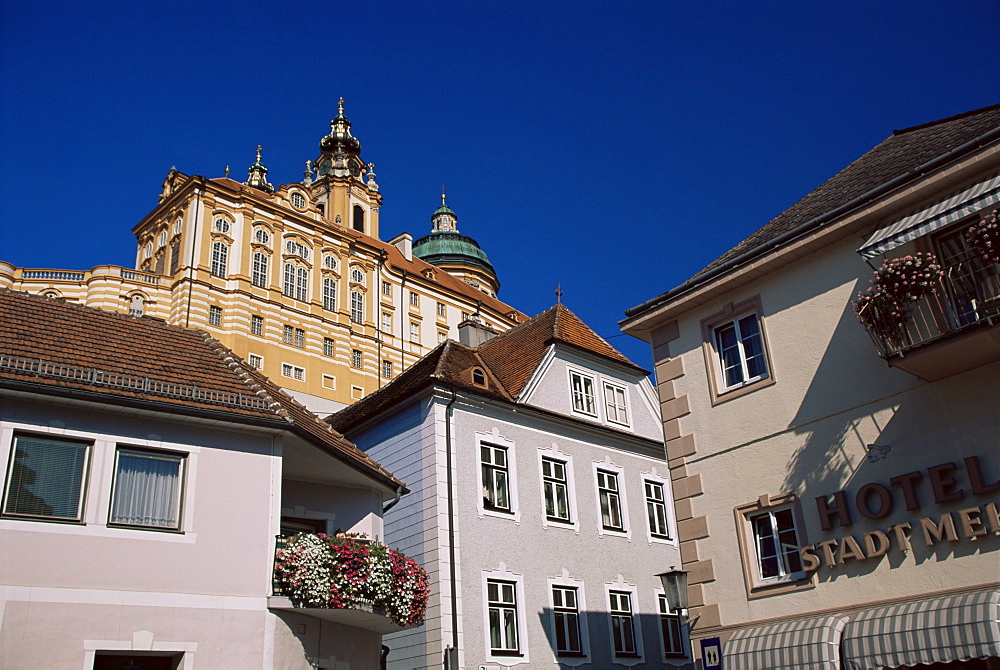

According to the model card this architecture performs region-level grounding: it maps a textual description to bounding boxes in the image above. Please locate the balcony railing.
[270,533,429,634]
[860,257,1000,359]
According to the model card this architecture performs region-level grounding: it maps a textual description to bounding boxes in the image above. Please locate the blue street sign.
[700,636,722,670]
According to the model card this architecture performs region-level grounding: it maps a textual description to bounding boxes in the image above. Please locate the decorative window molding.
[108,447,185,531]
[656,589,687,659]
[547,571,590,664]
[252,252,269,288]
[323,254,337,271]
[537,444,578,531]
[283,263,308,302]
[290,192,306,210]
[568,369,597,417]
[476,429,519,522]
[2,433,91,522]
[213,217,231,234]
[734,492,814,598]
[351,267,365,285]
[701,296,775,404]
[127,293,145,317]
[254,228,270,245]
[482,564,529,664]
[593,459,630,538]
[605,578,644,665]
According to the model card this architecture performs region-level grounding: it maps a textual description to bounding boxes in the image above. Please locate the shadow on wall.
[534,608,695,669]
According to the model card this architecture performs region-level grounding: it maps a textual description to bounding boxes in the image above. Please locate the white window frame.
[291,192,305,209]
[381,280,391,296]
[381,312,392,332]
[283,263,308,302]
[322,278,336,311]
[283,324,293,345]
[744,502,806,585]
[250,315,263,336]
[568,369,597,417]
[281,363,305,381]
[603,382,630,427]
[482,565,529,664]
[593,461,630,538]
[208,305,222,327]
[351,349,362,368]
[701,297,774,403]
[350,290,364,324]
[656,590,687,659]
[643,474,674,543]
[251,251,268,288]
[382,360,393,378]
[409,322,420,344]
[294,328,305,349]
[210,241,228,277]
[409,291,419,307]
[351,267,365,284]
[537,445,578,531]
[476,429,519,522]
[323,337,335,357]
[605,580,644,665]
[436,301,446,317]
[547,572,590,665]
[247,354,263,369]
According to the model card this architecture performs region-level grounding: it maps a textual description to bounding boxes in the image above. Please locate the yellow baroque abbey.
[0,100,525,413]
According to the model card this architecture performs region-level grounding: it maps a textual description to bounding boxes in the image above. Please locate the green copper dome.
[412,232,496,276]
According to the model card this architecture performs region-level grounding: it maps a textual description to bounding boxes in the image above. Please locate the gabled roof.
[0,289,402,489]
[329,304,647,434]
[625,103,1000,318]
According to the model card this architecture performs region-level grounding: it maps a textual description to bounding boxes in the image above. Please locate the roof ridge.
[893,102,1000,136]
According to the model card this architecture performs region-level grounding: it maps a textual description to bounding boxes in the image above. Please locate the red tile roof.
[0,289,402,489]
[329,304,647,434]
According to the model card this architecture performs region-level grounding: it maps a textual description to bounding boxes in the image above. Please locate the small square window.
[109,448,184,530]
[3,434,90,522]
[208,305,222,326]
[322,374,336,390]
[248,354,263,369]
[251,315,263,336]
[323,337,335,356]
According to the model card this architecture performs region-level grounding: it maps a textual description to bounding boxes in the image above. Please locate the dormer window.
[472,368,486,386]
[569,370,596,416]
[291,192,306,209]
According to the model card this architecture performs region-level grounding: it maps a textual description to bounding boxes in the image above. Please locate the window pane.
[4,435,89,520]
[110,449,182,528]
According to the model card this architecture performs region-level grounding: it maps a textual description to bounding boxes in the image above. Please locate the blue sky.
[2,1,998,368]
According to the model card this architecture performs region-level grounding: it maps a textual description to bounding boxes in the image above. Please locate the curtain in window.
[110,450,182,528]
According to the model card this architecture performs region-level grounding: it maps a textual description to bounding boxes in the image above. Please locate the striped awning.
[723,614,848,670]
[858,173,1000,259]
[842,589,1000,670]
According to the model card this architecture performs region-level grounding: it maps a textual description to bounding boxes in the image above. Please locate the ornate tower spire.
[245,145,274,193]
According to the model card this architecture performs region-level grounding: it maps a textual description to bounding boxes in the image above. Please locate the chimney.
[389,232,413,261]
[458,317,497,347]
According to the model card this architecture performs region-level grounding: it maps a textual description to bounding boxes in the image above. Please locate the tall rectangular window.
[597,470,624,531]
[211,241,228,277]
[351,349,362,368]
[295,267,308,302]
[410,322,420,344]
[750,507,804,581]
[645,481,670,539]
[3,434,90,521]
[294,328,305,348]
[604,383,629,425]
[552,586,582,655]
[351,291,364,323]
[481,444,510,512]
[382,360,393,378]
[487,580,519,655]
[382,312,392,332]
[208,305,222,326]
[714,313,768,390]
[570,371,596,415]
[283,263,295,298]
[251,315,263,336]
[109,448,184,529]
[283,325,293,344]
[542,457,570,522]
[437,301,447,317]
[169,242,180,274]
[410,291,419,307]
[323,337,335,356]
[609,591,636,655]
[381,280,391,296]
[322,278,336,311]
[252,251,268,288]
[658,594,685,657]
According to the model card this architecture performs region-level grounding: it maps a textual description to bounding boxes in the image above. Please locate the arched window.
[292,192,305,209]
[252,252,268,288]
[323,278,337,311]
[128,294,145,317]
[353,205,365,233]
[283,263,308,301]
[351,267,365,284]
[472,368,486,386]
[211,241,228,277]
[351,290,364,323]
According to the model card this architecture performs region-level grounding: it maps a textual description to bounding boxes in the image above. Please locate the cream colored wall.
[655,233,1000,629]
